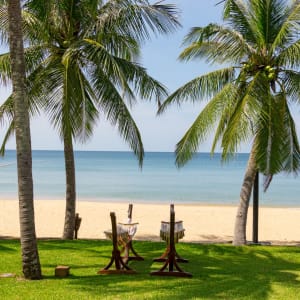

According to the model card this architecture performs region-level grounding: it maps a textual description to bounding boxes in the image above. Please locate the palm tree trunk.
[7,0,42,279]
[62,134,76,239]
[233,147,257,246]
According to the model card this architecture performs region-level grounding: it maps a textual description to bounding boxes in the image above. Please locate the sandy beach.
[1,199,300,245]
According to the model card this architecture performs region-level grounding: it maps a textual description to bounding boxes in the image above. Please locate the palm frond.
[254,90,300,177]
[97,0,180,43]
[0,120,14,156]
[174,113,212,168]
[249,0,288,48]
[84,38,137,106]
[0,95,14,124]
[210,83,241,154]
[221,72,268,158]
[280,100,300,173]
[174,82,237,166]
[158,67,235,114]
[254,94,286,175]
[91,67,144,166]
[0,52,11,85]
[70,65,99,142]
[223,0,256,43]
[280,69,300,103]
[0,3,9,44]
[180,24,255,65]
[106,55,168,104]
[0,95,15,157]
[277,40,300,69]
[85,37,168,107]
[94,30,140,60]
[43,62,99,142]
[220,98,253,159]
[272,1,300,51]
[83,38,134,98]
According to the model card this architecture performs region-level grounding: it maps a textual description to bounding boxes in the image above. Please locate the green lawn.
[0,239,300,299]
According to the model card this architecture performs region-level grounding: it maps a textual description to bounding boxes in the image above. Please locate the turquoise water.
[0,150,299,206]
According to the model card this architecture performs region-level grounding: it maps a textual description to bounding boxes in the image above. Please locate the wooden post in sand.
[74,213,82,239]
[252,172,259,244]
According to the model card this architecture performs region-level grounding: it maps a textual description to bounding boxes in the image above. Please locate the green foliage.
[1,239,300,299]
[0,0,180,166]
[160,0,300,179]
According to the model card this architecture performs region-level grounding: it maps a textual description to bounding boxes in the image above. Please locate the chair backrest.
[128,203,133,220]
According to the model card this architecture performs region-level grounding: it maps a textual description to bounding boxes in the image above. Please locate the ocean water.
[0,150,299,207]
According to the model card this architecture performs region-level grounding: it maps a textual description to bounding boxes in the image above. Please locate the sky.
[0,1,299,153]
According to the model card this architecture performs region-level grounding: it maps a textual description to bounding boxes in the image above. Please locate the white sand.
[1,200,300,244]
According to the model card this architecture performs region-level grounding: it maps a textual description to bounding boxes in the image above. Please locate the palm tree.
[0,0,180,239]
[6,0,41,278]
[159,0,300,245]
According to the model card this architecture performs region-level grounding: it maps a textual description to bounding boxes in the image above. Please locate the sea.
[0,150,299,207]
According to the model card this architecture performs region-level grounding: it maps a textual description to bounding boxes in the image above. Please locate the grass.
[0,239,300,299]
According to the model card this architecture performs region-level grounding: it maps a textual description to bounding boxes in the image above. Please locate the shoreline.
[1,199,300,245]
[2,197,300,209]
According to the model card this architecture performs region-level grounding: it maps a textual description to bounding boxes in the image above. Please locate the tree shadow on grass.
[177,243,300,299]
[38,239,110,250]
[66,243,300,299]
[0,244,17,252]
[0,240,18,252]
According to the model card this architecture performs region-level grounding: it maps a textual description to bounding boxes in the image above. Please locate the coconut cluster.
[264,65,276,80]
[241,63,277,81]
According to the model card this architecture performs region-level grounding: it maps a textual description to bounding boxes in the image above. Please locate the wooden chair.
[118,204,144,263]
[98,212,136,274]
[150,204,192,277]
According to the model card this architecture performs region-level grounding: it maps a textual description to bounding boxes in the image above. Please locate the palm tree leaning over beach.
[6,0,41,278]
[0,0,180,239]
[159,0,300,245]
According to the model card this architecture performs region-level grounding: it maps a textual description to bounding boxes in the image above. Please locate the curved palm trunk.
[62,134,76,239]
[233,147,257,246]
[8,0,42,279]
